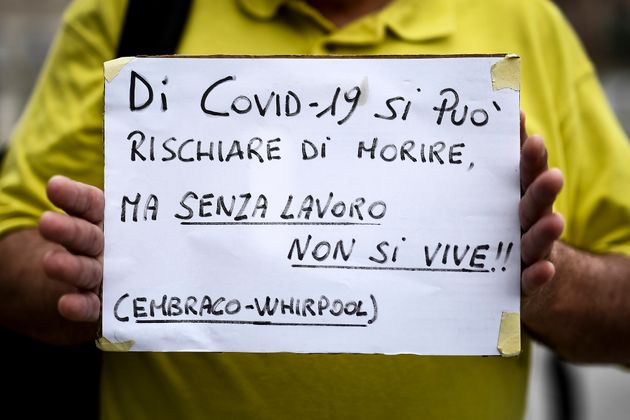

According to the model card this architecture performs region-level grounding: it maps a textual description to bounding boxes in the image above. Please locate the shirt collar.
[237,0,455,44]
[237,0,285,19]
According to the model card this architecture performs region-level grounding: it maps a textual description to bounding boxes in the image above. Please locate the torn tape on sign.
[491,54,520,91]
[497,311,521,357]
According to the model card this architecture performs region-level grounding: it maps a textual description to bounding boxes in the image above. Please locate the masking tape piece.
[497,312,521,357]
[96,337,135,352]
[491,54,520,91]
[104,57,135,82]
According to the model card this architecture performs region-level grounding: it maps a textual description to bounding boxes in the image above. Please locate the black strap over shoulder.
[116,0,193,57]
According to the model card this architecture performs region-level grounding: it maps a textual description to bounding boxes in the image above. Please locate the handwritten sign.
[102,56,521,354]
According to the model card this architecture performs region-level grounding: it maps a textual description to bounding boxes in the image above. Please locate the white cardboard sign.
[102,56,521,354]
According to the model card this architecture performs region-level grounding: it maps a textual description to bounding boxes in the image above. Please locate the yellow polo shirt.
[1,0,629,418]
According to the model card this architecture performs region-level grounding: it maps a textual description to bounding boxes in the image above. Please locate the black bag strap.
[116,0,193,57]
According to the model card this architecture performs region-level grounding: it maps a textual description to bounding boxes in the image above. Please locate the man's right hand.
[39,176,104,322]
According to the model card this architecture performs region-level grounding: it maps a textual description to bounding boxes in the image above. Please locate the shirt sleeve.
[558,69,630,256]
[0,0,126,238]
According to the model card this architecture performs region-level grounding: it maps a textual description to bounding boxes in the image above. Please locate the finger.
[520,111,527,146]
[43,249,102,291]
[520,135,548,191]
[522,260,555,296]
[58,292,101,322]
[520,168,564,231]
[47,175,104,225]
[521,213,564,265]
[39,211,103,257]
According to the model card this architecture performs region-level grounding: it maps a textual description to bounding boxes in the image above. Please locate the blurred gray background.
[1,1,629,419]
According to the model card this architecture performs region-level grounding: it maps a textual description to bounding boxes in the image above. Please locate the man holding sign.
[1,0,630,418]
